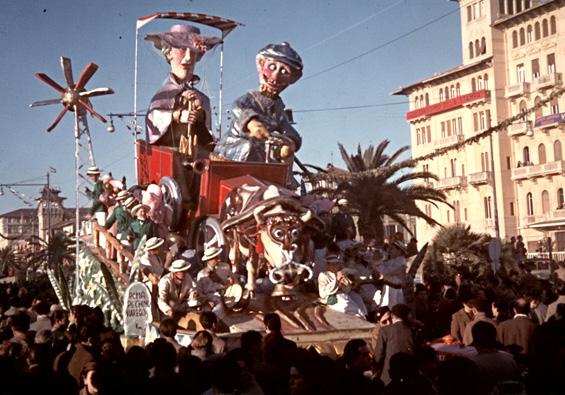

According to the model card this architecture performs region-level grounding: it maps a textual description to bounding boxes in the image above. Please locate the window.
[519,28,525,45]
[469,42,474,59]
[484,196,492,219]
[458,117,463,134]
[445,86,450,100]
[531,58,540,79]
[542,190,550,214]
[473,113,479,131]
[486,110,491,128]
[416,129,421,145]
[481,151,490,172]
[425,93,429,106]
[507,0,513,14]
[550,15,556,35]
[554,140,562,161]
[456,83,460,96]
[510,201,514,216]
[446,119,452,136]
[516,0,522,13]
[507,156,511,170]
[451,85,456,98]
[480,111,487,130]
[512,30,518,47]
[441,121,446,137]
[475,39,480,56]
[439,88,444,102]
[481,37,486,54]
[517,63,525,82]
[464,208,468,221]
[427,126,431,143]
[547,53,556,74]
[461,163,465,176]
[415,96,419,109]
[467,6,472,22]
[484,74,489,89]
[527,25,533,43]
[525,0,531,9]
[526,193,534,216]
[535,96,543,119]
[558,188,565,209]
[538,143,547,164]
[454,200,461,223]
[551,97,559,114]
[534,22,540,40]
[478,75,484,89]
[519,100,528,120]
[471,77,476,92]
[450,158,457,177]
[523,146,530,163]
[542,19,548,37]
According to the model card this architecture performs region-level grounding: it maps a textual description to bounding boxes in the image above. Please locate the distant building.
[0,187,89,249]
[393,0,565,252]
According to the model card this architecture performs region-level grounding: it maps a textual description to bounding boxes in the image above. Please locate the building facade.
[394,0,564,252]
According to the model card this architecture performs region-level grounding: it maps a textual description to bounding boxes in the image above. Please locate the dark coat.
[128,219,157,250]
[374,321,416,384]
[450,307,472,342]
[497,315,537,355]
[104,204,133,239]
[86,180,106,214]
[331,212,357,240]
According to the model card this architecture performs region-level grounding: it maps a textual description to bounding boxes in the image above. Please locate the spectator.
[159,318,183,353]
[497,298,537,355]
[462,298,497,346]
[199,311,227,354]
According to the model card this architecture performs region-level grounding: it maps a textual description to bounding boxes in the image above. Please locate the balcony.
[436,176,467,190]
[534,112,565,130]
[507,122,530,137]
[521,215,547,226]
[468,171,492,185]
[505,82,530,98]
[511,160,565,180]
[532,73,561,91]
[433,134,464,150]
[483,218,496,229]
[406,90,489,121]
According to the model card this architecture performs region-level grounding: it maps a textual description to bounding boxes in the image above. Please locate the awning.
[528,219,565,231]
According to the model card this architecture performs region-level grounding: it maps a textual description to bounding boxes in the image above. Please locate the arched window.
[445,86,450,100]
[507,0,514,14]
[550,16,556,34]
[484,74,489,89]
[519,100,528,120]
[551,97,559,114]
[439,88,444,102]
[512,30,518,47]
[527,25,533,42]
[415,96,419,109]
[519,28,525,45]
[451,85,456,98]
[526,192,534,216]
[425,93,429,106]
[542,19,548,37]
[554,140,563,161]
[523,146,530,163]
[481,37,486,54]
[542,190,550,214]
[516,0,522,13]
[525,0,531,9]
[469,42,474,58]
[417,129,421,145]
[455,83,460,96]
[535,96,543,118]
[478,75,484,89]
[534,22,540,40]
[471,77,476,92]
[538,143,547,164]
[558,188,564,209]
[475,39,480,55]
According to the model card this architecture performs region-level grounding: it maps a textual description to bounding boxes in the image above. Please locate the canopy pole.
[218,41,225,139]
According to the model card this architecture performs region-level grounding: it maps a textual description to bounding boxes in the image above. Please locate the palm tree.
[313,140,449,241]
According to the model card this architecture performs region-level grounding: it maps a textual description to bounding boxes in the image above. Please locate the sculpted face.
[168,47,198,82]
[257,56,300,95]
[259,215,302,269]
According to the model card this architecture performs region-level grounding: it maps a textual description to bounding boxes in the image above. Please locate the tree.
[313,140,449,241]
[0,246,16,277]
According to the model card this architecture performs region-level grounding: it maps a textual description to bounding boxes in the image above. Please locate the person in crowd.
[384,352,435,395]
[491,300,511,324]
[199,311,227,355]
[462,298,497,346]
[263,313,297,376]
[514,235,527,264]
[189,330,215,361]
[340,338,383,394]
[545,281,565,321]
[139,237,165,286]
[127,204,157,251]
[159,317,183,353]
[157,259,198,319]
[528,290,547,324]
[406,237,418,257]
[318,254,367,318]
[331,198,357,248]
[213,42,303,165]
[29,301,52,335]
[470,321,521,394]
[496,297,537,356]
[374,303,416,385]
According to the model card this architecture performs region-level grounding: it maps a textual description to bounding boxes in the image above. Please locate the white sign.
[123,282,152,338]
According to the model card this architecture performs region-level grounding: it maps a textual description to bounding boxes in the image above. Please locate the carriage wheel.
[189,216,226,264]
[159,176,183,231]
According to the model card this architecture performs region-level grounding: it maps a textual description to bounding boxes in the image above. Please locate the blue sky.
[0,0,462,214]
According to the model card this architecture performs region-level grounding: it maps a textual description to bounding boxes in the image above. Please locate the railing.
[532,73,561,90]
[507,122,529,137]
[511,160,565,180]
[406,90,488,121]
[433,134,464,150]
[468,171,492,185]
[436,176,467,190]
[534,111,565,130]
[505,82,530,98]
[527,251,565,262]
[92,222,132,285]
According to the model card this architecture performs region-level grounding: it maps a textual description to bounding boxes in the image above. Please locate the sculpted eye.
[290,228,300,239]
[272,228,285,241]
[280,68,288,75]
[268,63,277,71]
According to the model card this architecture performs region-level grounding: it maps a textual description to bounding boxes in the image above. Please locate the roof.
[391,57,492,96]
[492,0,561,28]
[527,218,565,231]
[0,208,36,218]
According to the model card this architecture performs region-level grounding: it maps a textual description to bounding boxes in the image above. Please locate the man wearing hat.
[139,237,165,285]
[196,246,233,320]
[145,24,220,154]
[157,259,198,319]
[127,204,157,251]
[331,198,357,248]
[213,42,303,163]
[104,190,132,243]
[84,166,107,224]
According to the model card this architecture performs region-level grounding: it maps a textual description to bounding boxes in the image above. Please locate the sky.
[0,0,463,214]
